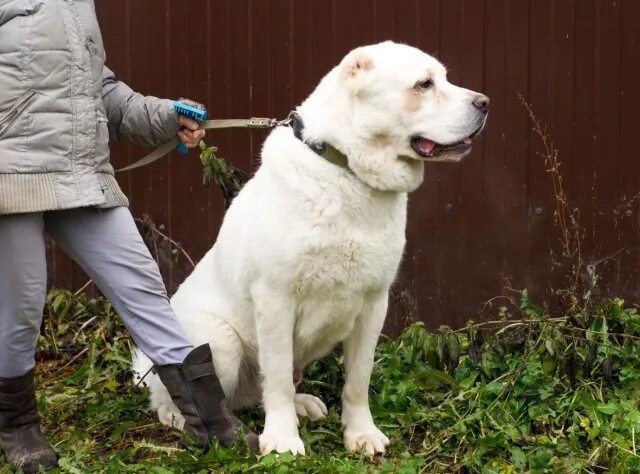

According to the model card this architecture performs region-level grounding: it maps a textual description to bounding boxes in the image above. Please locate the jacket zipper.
[0,90,39,138]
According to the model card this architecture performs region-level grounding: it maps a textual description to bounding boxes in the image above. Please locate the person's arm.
[101,66,203,148]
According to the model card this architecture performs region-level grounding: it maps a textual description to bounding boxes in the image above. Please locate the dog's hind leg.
[294,393,328,421]
[133,316,251,429]
[132,350,186,430]
[190,316,248,408]
[290,369,328,421]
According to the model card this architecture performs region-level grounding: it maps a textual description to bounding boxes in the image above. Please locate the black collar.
[288,113,351,171]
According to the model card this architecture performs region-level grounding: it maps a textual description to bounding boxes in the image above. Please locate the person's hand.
[178,115,206,149]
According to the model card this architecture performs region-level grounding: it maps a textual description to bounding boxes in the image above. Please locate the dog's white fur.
[133,41,487,456]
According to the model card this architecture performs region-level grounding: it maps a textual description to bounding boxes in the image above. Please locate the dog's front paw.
[294,393,328,421]
[344,426,390,457]
[259,431,306,455]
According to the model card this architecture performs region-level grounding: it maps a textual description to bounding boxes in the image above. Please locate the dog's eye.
[416,79,434,91]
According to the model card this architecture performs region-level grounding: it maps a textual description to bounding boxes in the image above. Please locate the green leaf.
[149,467,176,474]
[478,433,506,449]
[596,402,619,415]
[529,449,552,469]
[260,454,278,467]
[413,368,460,393]
[103,380,120,393]
[510,446,527,470]
[520,289,544,318]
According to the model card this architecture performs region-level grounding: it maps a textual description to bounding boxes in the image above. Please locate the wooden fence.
[47,0,640,333]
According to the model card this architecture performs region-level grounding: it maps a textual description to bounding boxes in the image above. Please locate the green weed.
[1,287,640,473]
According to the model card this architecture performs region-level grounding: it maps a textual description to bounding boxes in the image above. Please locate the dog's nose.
[472,94,490,111]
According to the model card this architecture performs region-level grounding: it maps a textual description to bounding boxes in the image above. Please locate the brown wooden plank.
[203,0,231,242]
[395,0,419,46]
[248,0,271,167]
[373,0,395,42]
[125,0,172,273]
[473,0,509,323]
[334,0,358,59]
[226,0,252,220]
[592,0,622,294]
[570,0,598,304]
[123,0,150,218]
[182,0,219,264]
[426,0,465,326]
[291,0,313,106]
[456,0,487,326]
[417,0,440,55]
[308,1,337,87]
[269,0,294,119]
[399,0,440,331]
[162,0,192,290]
[526,0,557,305]
[618,0,640,298]
[547,0,576,302]
[504,0,532,294]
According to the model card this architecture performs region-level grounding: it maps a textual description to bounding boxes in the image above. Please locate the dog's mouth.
[409,123,485,163]
[410,136,472,161]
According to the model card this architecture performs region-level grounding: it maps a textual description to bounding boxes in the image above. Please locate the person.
[0,1,258,472]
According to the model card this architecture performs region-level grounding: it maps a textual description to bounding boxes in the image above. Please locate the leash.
[117,117,288,173]
[117,111,453,174]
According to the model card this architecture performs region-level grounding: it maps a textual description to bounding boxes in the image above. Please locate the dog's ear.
[341,48,375,94]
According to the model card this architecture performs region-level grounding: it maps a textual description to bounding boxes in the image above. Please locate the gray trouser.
[0,207,194,378]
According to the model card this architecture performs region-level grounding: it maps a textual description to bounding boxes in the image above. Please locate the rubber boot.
[154,344,259,453]
[0,371,58,473]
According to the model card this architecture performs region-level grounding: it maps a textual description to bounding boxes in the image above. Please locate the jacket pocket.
[0,0,34,27]
[0,89,39,138]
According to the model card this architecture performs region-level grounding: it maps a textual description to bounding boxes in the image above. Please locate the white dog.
[133,40,488,456]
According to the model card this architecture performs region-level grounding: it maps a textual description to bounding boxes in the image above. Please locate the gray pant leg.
[44,207,193,365]
[0,213,47,378]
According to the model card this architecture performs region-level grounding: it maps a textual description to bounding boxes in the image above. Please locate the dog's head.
[300,41,489,193]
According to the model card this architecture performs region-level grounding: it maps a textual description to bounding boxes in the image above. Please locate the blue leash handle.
[173,101,208,154]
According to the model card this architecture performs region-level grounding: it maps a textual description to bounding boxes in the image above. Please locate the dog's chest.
[293,228,402,294]
[292,289,366,364]
[289,196,405,293]
[288,218,405,362]
[252,166,408,363]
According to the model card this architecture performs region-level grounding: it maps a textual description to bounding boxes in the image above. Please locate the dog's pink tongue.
[416,138,436,154]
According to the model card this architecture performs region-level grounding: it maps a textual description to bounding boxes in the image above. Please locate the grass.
[2,287,640,473]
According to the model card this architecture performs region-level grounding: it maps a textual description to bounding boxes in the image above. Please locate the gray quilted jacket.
[0,0,180,215]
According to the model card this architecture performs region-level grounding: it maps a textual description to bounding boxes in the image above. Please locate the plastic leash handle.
[173,100,208,154]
